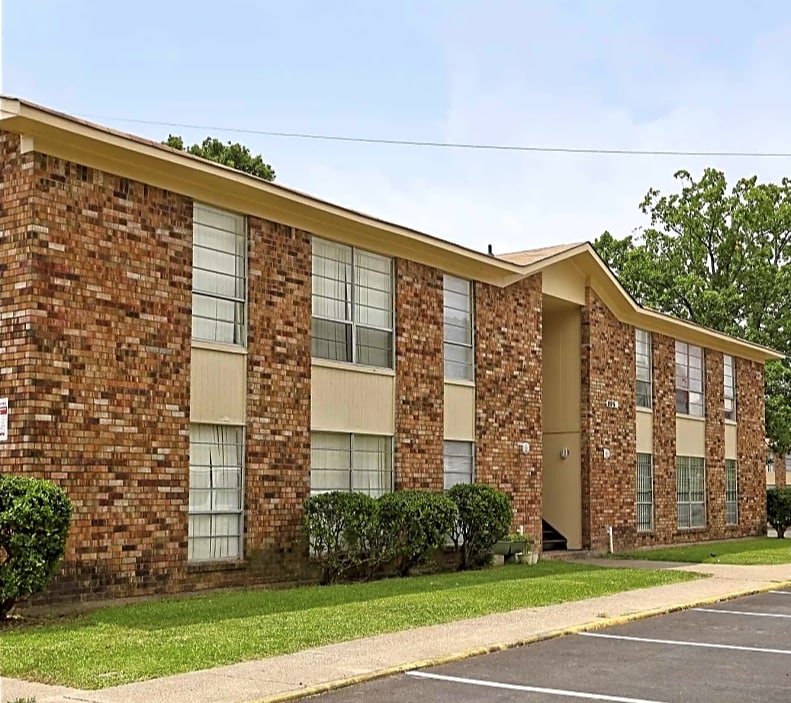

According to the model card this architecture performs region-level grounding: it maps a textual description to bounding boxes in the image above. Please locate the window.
[725,459,738,526]
[635,329,652,409]
[723,354,736,420]
[636,453,653,532]
[444,275,474,381]
[677,456,706,529]
[192,204,246,345]
[311,238,393,368]
[188,424,244,561]
[310,432,393,497]
[675,342,704,416]
[444,441,474,489]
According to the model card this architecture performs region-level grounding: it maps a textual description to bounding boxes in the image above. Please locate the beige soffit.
[0,96,783,363]
[500,243,783,363]
[0,96,524,287]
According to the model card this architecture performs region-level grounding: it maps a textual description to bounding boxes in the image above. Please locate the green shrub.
[0,475,72,618]
[378,491,458,576]
[303,492,389,583]
[448,484,513,569]
[767,487,791,539]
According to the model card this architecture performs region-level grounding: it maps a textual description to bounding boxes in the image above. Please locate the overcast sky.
[3,0,791,255]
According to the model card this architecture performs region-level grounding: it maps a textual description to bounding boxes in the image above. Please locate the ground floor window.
[443,441,474,489]
[188,424,244,562]
[310,432,393,497]
[725,459,738,526]
[677,456,706,529]
[636,453,653,532]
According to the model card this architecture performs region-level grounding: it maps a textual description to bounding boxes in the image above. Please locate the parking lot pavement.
[303,589,791,703]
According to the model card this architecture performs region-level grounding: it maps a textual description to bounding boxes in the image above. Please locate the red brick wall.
[580,290,637,552]
[0,132,37,475]
[474,274,542,545]
[243,219,312,563]
[774,454,787,488]
[736,358,767,534]
[705,351,726,533]
[650,333,678,544]
[12,146,194,601]
[394,259,444,491]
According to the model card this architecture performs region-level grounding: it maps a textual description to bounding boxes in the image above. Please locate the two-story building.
[0,97,782,604]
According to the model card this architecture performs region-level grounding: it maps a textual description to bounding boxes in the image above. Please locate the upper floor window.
[635,329,652,409]
[311,238,393,368]
[192,204,247,346]
[675,341,704,416]
[443,275,474,381]
[723,354,736,420]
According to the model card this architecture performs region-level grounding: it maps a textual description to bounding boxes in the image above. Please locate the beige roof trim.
[0,96,782,362]
[521,243,784,363]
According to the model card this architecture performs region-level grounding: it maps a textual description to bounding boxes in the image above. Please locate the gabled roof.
[0,96,782,363]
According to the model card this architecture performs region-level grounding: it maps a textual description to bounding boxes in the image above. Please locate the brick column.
[652,334,677,543]
[736,358,767,534]
[705,351,726,534]
[475,274,542,546]
[394,259,444,491]
[775,454,787,488]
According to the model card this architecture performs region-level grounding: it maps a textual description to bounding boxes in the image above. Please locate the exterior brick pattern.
[774,454,787,488]
[580,290,637,552]
[474,274,542,546]
[11,144,194,602]
[705,351,726,533]
[736,358,767,534]
[394,259,444,491]
[0,132,37,476]
[242,219,312,568]
[650,333,678,544]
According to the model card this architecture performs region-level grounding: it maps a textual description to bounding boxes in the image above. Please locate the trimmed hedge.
[767,487,791,539]
[0,475,72,618]
[448,483,513,569]
[378,491,458,576]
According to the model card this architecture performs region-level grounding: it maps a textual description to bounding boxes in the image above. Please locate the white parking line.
[769,590,791,595]
[580,632,791,655]
[406,671,668,703]
[693,607,791,618]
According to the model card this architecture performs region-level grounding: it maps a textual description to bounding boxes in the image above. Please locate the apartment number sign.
[0,398,7,441]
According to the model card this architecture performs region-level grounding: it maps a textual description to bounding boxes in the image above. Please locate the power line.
[79,113,791,158]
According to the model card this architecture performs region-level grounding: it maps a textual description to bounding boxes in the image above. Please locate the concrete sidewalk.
[3,560,790,703]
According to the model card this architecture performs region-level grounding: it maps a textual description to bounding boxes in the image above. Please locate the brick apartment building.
[0,98,782,604]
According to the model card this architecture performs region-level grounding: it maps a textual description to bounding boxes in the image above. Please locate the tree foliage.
[595,169,791,454]
[164,135,275,181]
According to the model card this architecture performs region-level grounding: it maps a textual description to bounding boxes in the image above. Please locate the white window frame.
[636,453,654,532]
[635,329,652,409]
[677,456,706,529]
[725,459,738,526]
[188,424,245,562]
[675,341,704,417]
[443,440,475,489]
[191,203,247,346]
[443,275,474,381]
[723,354,736,421]
[311,237,394,368]
[310,432,393,497]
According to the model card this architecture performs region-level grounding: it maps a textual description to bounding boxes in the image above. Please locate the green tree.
[595,168,791,454]
[164,135,275,181]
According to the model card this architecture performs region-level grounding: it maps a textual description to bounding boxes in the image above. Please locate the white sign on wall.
[0,398,8,442]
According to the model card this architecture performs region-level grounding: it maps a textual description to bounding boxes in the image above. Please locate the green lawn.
[2,561,696,689]
[616,537,791,565]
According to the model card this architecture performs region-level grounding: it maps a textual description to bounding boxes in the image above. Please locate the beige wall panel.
[312,363,394,434]
[636,410,653,454]
[542,262,586,305]
[190,347,247,424]
[542,432,582,550]
[542,304,581,434]
[725,423,737,460]
[444,383,475,440]
[767,471,775,487]
[676,417,706,457]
